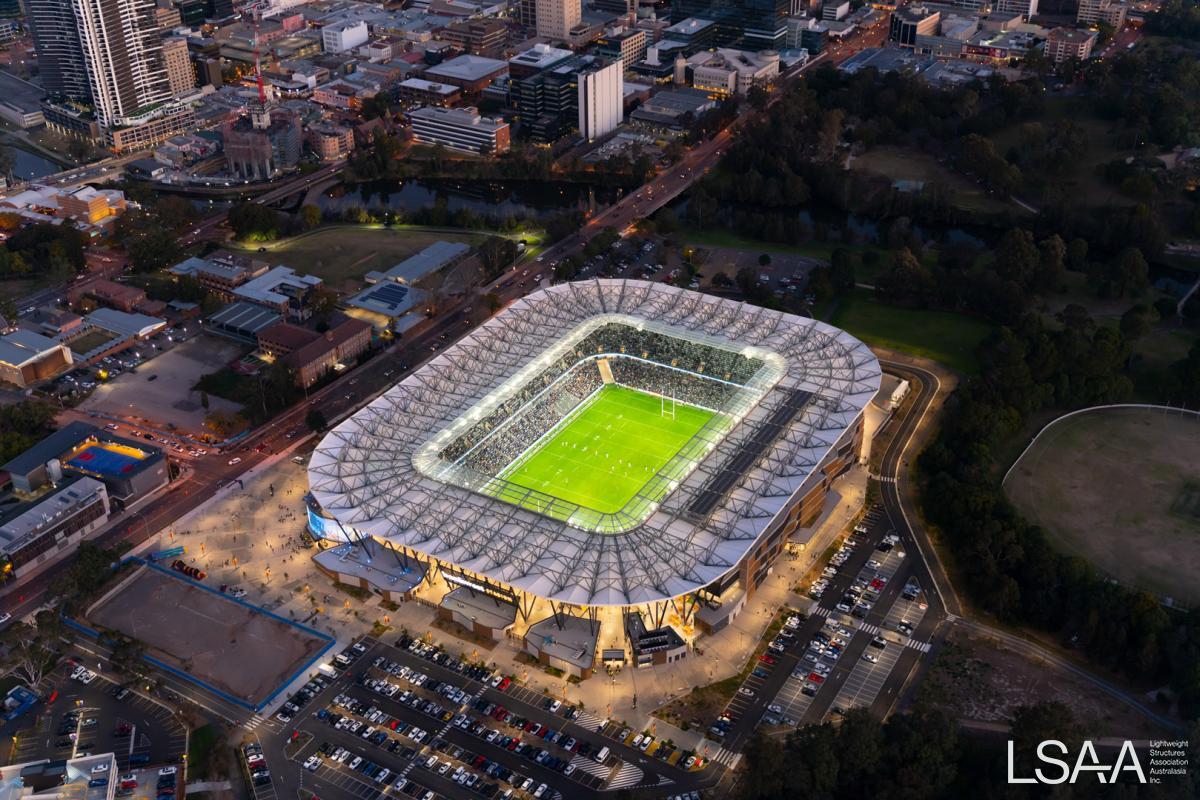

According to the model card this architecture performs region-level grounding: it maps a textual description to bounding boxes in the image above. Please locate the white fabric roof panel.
[308,279,880,606]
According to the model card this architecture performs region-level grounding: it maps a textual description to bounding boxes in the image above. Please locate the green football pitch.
[498,384,716,515]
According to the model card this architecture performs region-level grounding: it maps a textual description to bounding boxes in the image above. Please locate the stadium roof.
[308,280,880,607]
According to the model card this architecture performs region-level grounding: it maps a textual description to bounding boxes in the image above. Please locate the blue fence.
[67,557,336,713]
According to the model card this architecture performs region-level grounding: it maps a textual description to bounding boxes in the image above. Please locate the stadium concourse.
[307,280,881,677]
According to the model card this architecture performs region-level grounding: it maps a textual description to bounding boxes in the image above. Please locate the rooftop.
[309,280,879,606]
[425,54,509,82]
[84,308,167,339]
[526,614,599,671]
[509,43,574,71]
[233,266,323,307]
[0,330,65,368]
[0,476,105,554]
[378,241,470,284]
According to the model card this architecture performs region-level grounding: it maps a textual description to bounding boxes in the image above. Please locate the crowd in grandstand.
[440,322,764,481]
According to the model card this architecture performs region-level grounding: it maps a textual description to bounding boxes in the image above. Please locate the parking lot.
[81,334,244,434]
[829,578,930,717]
[267,635,706,800]
[9,663,187,774]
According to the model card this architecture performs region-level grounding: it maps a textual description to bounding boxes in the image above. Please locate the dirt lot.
[1004,407,1200,606]
[82,337,245,434]
[87,564,332,706]
[916,628,1170,739]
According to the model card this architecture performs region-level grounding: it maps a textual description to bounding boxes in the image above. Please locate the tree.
[199,391,210,410]
[1036,234,1066,293]
[478,237,518,279]
[227,202,283,241]
[747,84,770,111]
[299,204,323,231]
[1120,303,1155,339]
[107,635,146,680]
[306,408,328,433]
[485,292,503,313]
[994,228,1039,290]
[877,248,934,305]
[126,228,183,273]
[1066,237,1089,272]
[758,253,772,267]
[0,619,59,690]
[0,145,14,183]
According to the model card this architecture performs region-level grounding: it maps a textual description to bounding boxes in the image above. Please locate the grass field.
[1004,407,1200,606]
[226,226,483,291]
[828,288,992,373]
[851,147,1020,216]
[499,385,714,515]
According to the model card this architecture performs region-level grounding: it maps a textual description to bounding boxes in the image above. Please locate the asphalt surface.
[709,362,943,751]
[259,637,720,800]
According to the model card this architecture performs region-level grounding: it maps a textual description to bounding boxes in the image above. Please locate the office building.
[424,55,510,94]
[1044,26,1097,62]
[536,0,581,41]
[823,0,850,19]
[578,59,623,141]
[596,26,648,67]
[995,0,1038,18]
[439,18,508,58]
[670,0,791,48]
[1077,0,1126,26]
[410,107,511,155]
[163,37,196,95]
[688,48,779,95]
[323,19,368,53]
[73,0,171,127]
[26,0,91,99]
[890,5,941,48]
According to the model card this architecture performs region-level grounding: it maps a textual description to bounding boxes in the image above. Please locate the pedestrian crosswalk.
[607,763,644,790]
[711,747,741,768]
[858,622,880,635]
[871,475,898,484]
[568,754,610,779]
[907,638,932,653]
[244,714,267,731]
[574,709,604,731]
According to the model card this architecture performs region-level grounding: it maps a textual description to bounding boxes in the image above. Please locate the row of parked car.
[243,742,270,786]
[424,735,549,799]
[275,672,332,723]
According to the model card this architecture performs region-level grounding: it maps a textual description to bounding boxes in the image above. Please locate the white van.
[594,746,610,763]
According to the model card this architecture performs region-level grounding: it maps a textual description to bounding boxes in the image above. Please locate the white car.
[90,764,109,774]
[228,457,241,465]
[79,670,97,684]
[303,756,319,771]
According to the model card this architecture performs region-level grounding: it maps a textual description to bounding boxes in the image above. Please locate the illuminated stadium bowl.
[308,280,880,607]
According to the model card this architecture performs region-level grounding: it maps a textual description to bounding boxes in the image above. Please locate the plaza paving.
[157,441,868,754]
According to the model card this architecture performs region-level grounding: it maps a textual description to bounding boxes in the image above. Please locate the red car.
[869,578,886,590]
[808,672,825,684]
[497,678,511,691]
[389,720,400,730]
[758,654,776,665]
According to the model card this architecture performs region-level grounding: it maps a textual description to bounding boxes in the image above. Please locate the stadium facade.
[308,280,880,673]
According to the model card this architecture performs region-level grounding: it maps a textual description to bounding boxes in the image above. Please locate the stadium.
[307,280,880,675]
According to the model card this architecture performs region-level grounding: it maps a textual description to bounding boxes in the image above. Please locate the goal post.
[661,394,676,420]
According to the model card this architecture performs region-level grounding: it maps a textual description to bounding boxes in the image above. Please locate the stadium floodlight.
[308,280,880,607]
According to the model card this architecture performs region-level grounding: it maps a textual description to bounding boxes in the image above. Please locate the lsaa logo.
[1007,740,1147,784]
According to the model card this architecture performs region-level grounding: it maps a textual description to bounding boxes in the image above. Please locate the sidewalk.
[454,468,869,741]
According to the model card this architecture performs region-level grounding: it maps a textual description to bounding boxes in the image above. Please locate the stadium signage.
[1006,740,1147,784]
